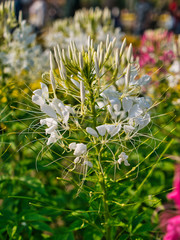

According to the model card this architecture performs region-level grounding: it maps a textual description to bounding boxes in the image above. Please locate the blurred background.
[1,0,180,35]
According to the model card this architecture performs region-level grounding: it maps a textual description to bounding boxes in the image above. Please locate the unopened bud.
[94,53,99,78]
[115,48,120,67]
[50,51,56,70]
[87,36,91,50]
[18,11,23,23]
[106,34,110,51]
[112,37,116,48]
[50,70,56,97]
[125,64,131,88]
[126,43,133,62]
[57,44,62,60]
[79,52,83,70]
[120,38,126,56]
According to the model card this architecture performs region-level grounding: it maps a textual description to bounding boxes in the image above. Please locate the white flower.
[40,118,57,131]
[69,142,77,151]
[74,143,87,156]
[123,125,135,134]
[122,97,133,112]
[134,113,150,130]
[117,152,130,166]
[69,143,87,156]
[96,125,106,136]
[51,98,74,126]
[41,104,57,118]
[128,104,143,118]
[47,131,59,145]
[86,127,99,137]
[83,160,93,168]
[32,83,49,106]
[104,124,122,137]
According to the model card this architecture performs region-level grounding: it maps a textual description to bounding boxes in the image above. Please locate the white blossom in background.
[44,7,124,50]
[0,14,49,80]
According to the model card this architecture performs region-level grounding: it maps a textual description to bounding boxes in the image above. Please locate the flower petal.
[86,127,98,137]
[41,104,57,118]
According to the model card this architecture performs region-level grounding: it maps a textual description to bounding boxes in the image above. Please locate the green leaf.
[22,212,50,222]
[31,222,53,233]
[68,220,87,231]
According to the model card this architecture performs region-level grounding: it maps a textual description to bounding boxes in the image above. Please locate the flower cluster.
[45,7,124,49]
[136,29,175,68]
[160,165,180,240]
[0,6,48,81]
[32,35,152,176]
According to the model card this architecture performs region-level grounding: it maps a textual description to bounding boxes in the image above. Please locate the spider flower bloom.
[163,215,180,240]
[167,165,180,209]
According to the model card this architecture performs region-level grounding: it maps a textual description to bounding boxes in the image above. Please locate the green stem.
[89,87,96,129]
[100,177,111,240]
[96,147,111,240]
[88,78,111,239]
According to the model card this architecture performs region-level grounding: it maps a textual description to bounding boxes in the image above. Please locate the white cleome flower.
[32,82,49,106]
[47,131,59,145]
[69,143,87,156]
[117,152,130,166]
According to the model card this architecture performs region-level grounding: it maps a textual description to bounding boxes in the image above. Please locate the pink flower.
[163,215,180,240]
[167,165,180,209]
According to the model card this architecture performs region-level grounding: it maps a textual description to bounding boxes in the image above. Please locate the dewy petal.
[129,104,143,118]
[41,104,57,118]
[96,125,106,136]
[69,142,77,150]
[86,127,98,137]
[41,82,49,100]
[122,97,133,112]
[32,95,45,106]
[74,143,87,156]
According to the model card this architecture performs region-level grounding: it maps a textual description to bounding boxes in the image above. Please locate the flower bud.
[94,52,99,78]
[50,70,56,97]
[126,43,133,62]
[125,63,131,89]
[106,34,110,51]
[79,52,83,70]
[120,38,126,57]
[50,51,56,71]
